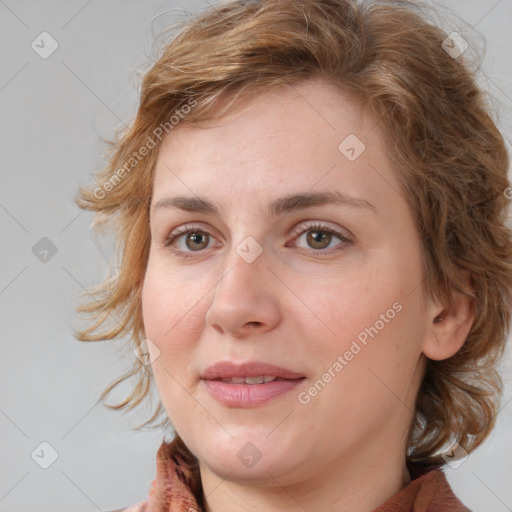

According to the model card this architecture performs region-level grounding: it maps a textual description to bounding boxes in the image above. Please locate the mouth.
[200,361,306,407]
[201,361,305,381]
[214,375,298,384]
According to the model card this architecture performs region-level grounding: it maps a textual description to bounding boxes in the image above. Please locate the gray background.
[0,1,511,511]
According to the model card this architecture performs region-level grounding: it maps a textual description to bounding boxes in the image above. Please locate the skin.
[141,77,474,512]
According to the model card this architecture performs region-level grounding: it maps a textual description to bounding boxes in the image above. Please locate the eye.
[163,221,352,258]
[289,222,352,254]
[164,224,216,255]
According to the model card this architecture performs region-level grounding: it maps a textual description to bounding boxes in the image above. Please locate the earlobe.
[422,289,475,361]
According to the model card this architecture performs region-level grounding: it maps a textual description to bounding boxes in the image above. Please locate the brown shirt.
[118,438,471,512]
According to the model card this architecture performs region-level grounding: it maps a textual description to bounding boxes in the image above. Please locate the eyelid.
[286,221,353,255]
[163,220,353,256]
[164,222,219,246]
[288,220,353,241]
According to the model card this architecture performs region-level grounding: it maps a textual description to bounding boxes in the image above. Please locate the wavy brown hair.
[74,0,512,468]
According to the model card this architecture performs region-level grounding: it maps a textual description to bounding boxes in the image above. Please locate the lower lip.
[202,378,305,407]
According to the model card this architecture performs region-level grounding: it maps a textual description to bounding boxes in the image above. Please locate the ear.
[422,276,475,361]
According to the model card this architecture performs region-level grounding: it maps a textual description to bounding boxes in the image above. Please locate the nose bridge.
[206,236,280,336]
[213,236,266,305]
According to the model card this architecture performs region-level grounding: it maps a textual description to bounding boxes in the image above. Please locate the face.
[142,78,432,488]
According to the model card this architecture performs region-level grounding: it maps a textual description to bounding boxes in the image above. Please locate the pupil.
[187,232,208,250]
[307,230,331,249]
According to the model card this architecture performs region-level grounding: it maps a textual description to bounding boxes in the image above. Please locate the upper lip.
[201,362,305,380]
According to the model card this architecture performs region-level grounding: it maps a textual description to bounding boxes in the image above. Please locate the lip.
[201,361,306,407]
[201,361,305,380]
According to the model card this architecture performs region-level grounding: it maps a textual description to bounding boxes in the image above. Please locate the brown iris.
[185,231,209,251]
[306,229,332,249]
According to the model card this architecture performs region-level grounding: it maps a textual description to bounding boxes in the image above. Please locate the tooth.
[222,377,245,384]
[245,376,264,384]
[219,376,280,384]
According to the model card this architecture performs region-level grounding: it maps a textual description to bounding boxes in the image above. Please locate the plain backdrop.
[1,1,511,511]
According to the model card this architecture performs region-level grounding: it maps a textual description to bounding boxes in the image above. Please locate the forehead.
[151,78,399,212]
[159,79,369,157]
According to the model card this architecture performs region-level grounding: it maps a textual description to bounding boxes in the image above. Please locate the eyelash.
[163,222,353,258]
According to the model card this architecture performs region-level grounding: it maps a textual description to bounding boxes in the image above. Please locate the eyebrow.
[152,190,378,217]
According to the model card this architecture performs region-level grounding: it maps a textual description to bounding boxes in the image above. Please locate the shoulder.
[374,468,471,512]
[413,469,472,511]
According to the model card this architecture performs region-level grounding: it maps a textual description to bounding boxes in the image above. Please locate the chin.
[193,432,294,481]
[201,452,291,485]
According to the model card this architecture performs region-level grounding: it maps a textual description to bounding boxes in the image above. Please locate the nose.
[205,246,282,339]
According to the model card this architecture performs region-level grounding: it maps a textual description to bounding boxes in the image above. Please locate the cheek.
[298,266,397,341]
[301,259,425,376]
[141,265,207,422]
[141,260,208,361]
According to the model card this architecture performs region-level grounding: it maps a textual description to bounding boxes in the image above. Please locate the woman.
[75,0,512,510]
